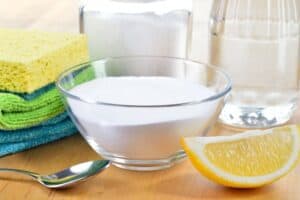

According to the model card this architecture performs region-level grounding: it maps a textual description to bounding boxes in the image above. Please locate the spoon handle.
[0,168,39,179]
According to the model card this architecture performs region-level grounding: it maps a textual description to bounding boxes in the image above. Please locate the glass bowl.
[56,56,231,171]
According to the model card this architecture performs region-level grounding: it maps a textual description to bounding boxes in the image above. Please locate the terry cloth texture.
[0,112,77,156]
[0,84,65,130]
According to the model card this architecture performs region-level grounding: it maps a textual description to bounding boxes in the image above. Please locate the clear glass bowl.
[56,56,231,171]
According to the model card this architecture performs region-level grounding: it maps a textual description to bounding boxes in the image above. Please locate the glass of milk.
[79,0,192,60]
[57,57,231,171]
[210,0,300,129]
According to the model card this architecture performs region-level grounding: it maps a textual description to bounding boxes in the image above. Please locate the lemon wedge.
[181,125,300,188]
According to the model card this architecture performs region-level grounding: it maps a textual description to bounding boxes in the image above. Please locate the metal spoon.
[0,160,110,188]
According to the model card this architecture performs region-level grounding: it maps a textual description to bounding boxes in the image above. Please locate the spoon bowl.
[0,160,110,189]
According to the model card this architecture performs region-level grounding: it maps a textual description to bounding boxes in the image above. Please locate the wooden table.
[0,0,300,199]
[1,124,300,200]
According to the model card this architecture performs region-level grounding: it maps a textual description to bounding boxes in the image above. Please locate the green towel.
[0,87,64,130]
[0,63,98,131]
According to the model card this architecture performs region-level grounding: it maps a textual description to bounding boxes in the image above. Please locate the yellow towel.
[0,28,89,93]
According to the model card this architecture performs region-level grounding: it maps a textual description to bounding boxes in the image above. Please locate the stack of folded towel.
[0,29,89,156]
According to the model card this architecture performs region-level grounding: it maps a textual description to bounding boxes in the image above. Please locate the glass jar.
[79,0,193,60]
[209,0,300,129]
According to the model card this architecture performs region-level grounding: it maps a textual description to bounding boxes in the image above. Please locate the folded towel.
[0,112,70,143]
[0,62,98,131]
[0,112,77,156]
[0,84,65,130]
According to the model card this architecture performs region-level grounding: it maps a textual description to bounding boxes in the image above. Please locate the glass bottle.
[210,0,300,128]
[79,0,192,60]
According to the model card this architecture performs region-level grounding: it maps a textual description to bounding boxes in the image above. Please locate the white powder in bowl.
[68,77,220,159]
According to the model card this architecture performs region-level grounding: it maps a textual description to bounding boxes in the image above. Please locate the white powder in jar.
[80,0,192,60]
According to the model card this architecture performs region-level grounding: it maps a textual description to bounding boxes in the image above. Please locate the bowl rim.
[56,56,232,108]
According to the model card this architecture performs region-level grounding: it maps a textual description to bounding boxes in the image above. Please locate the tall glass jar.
[210,0,300,129]
[79,0,193,60]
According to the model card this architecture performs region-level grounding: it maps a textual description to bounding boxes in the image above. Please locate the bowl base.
[102,151,186,171]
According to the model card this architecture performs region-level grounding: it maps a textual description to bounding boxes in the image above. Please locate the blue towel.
[0,112,78,157]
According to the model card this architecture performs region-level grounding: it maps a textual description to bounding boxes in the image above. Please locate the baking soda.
[68,77,218,159]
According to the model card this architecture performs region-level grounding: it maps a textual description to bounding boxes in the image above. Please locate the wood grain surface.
[0,0,299,199]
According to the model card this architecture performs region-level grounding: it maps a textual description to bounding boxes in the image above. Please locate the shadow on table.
[152,172,281,199]
[0,176,34,184]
